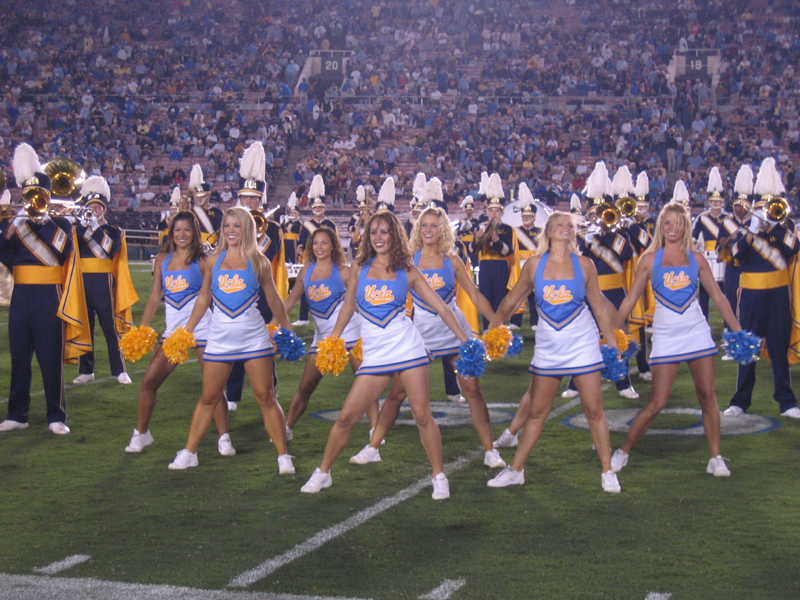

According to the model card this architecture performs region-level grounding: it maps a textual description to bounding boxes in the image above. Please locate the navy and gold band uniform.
[471,216,514,329]
[458,216,480,267]
[192,204,223,244]
[0,215,89,425]
[403,218,417,239]
[624,216,655,375]
[511,222,541,329]
[297,217,336,322]
[347,213,364,255]
[727,217,800,413]
[692,209,729,319]
[282,219,302,264]
[715,213,748,318]
[226,218,287,404]
[574,227,634,391]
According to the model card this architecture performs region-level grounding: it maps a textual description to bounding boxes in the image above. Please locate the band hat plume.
[412,172,427,201]
[707,166,724,197]
[80,175,111,208]
[753,157,785,197]
[287,191,299,212]
[460,195,474,210]
[570,193,582,212]
[583,161,611,201]
[486,172,505,207]
[610,165,634,197]
[170,186,181,206]
[376,177,396,211]
[356,185,366,207]
[671,180,690,205]
[189,164,211,196]
[308,173,326,208]
[733,164,754,208]
[634,172,650,200]
[14,143,51,193]
[517,182,535,214]
[420,177,442,209]
[238,141,266,199]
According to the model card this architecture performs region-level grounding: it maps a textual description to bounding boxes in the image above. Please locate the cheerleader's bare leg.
[397,364,444,476]
[245,357,287,455]
[619,362,679,455]
[185,361,234,452]
[686,355,722,457]
[573,371,612,472]
[508,375,559,471]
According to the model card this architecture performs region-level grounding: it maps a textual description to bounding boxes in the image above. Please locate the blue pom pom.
[621,340,639,362]
[273,328,306,362]
[600,344,628,381]
[507,334,524,357]
[722,330,762,365]
[454,339,486,378]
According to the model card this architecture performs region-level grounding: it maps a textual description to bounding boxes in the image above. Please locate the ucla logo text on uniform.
[218,273,247,293]
[663,271,691,291]
[543,284,573,305]
[307,283,332,301]
[364,284,395,305]
[425,273,445,290]
[165,274,189,293]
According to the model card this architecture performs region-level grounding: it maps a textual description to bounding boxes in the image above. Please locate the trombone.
[750,195,791,226]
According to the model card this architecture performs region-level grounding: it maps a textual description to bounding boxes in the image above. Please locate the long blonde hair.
[409,206,455,256]
[534,211,579,256]
[642,202,693,257]
[216,207,268,281]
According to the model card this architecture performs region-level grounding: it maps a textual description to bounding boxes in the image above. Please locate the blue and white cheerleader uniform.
[411,251,472,358]
[649,249,717,365]
[355,262,430,376]
[203,251,274,362]
[304,262,361,354]
[161,255,211,347]
[530,252,604,377]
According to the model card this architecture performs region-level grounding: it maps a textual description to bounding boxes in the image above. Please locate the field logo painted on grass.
[563,407,779,436]
[314,401,515,427]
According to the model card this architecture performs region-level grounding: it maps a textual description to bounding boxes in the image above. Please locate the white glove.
[748,215,761,234]
[12,206,28,229]
[89,216,100,232]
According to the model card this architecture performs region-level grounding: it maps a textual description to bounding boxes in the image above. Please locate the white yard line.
[644,594,672,600]
[418,579,466,600]
[32,555,91,575]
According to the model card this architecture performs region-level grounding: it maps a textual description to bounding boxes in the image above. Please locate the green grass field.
[1,264,799,600]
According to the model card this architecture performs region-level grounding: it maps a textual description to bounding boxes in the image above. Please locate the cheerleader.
[300,211,470,499]
[349,206,505,469]
[486,212,622,493]
[168,208,294,473]
[124,212,232,455]
[611,202,741,477]
[282,226,379,439]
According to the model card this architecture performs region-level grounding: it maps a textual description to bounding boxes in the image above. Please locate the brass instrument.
[615,195,638,219]
[43,159,86,200]
[587,201,621,231]
[0,169,5,196]
[473,218,500,254]
[751,195,790,225]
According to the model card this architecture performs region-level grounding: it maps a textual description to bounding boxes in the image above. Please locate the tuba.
[43,159,86,200]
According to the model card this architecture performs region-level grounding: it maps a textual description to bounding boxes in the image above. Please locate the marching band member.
[723,158,800,419]
[282,192,302,264]
[158,187,190,247]
[72,176,137,385]
[349,205,504,468]
[404,172,427,238]
[347,186,368,257]
[458,194,479,267]
[168,207,294,471]
[611,202,742,477]
[0,144,90,434]
[295,174,336,326]
[189,164,223,245]
[486,211,621,493]
[472,173,515,330]
[125,211,232,455]
[692,167,729,319]
[300,210,469,499]
[510,183,542,331]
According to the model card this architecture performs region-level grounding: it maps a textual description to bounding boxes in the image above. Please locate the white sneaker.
[168,449,198,470]
[610,449,629,472]
[48,422,70,435]
[291,319,308,327]
[484,449,507,468]
[277,454,295,474]
[531,325,537,331]
[721,353,734,361]
[368,427,385,445]
[285,425,293,442]
[301,467,332,493]
[602,470,621,493]
[447,394,466,403]
[487,467,525,487]
[618,386,639,399]
[431,473,450,500]
[780,407,800,419]
[639,371,653,381]
[227,401,238,411]
[561,389,580,399]
[707,455,731,477]
[117,373,132,384]
[493,428,519,448]
[722,405,745,417]
[0,420,29,432]
[350,444,381,464]
[218,433,236,456]
[125,429,154,453]
[72,373,94,385]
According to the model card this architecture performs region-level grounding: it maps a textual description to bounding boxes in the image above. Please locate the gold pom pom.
[481,325,512,361]
[163,326,196,365]
[614,329,630,353]
[349,338,363,362]
[119,325,158,362]
[315,336,349,376]
[267,323,280,336]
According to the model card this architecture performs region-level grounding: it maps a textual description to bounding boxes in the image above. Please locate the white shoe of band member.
[301,468,332,493]
[722,405,745,417]
[484,449,507,468]
[125,429,154,453]
[493,428,519,449]
[638,371,653,381]
[447,394,466,403]
[561,389,580,399]
[618,386,639,399]
[218,433,236,456]
[431,473,450,500]
[706,456,731,477]
[72,373,95,385]
[780,407,800,419]
[0,420,29,432]
[285,425,293,442]
[117,373,132,384]
[602,470,621,493]
[291,320,308,327]
[610,449,629,472]
[48,422,70,435]
[487,467,525,487]
[168,449,198,470]
[350,444,381,464]
[277,454,295,474]
[227,401,238,411]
